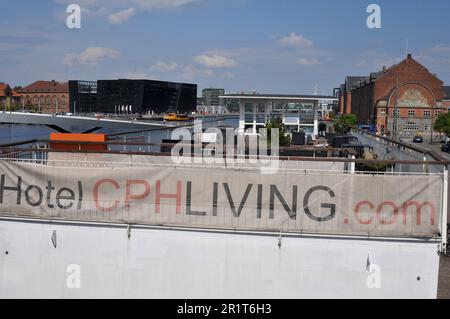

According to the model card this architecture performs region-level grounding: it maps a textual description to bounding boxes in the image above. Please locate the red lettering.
[376,201,399,225]
[155,180,182,214]
[402,201,436,226]
[354,201,374,225]
[125,180,151,210]
[94,179,120,212]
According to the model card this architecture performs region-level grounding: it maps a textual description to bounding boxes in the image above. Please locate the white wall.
[0,219,440,299]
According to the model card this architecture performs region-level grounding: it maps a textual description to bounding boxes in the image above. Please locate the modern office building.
[202,88,225,114]
[68,80,97,114]
[317,97,338,118]
[202,88,224,106]
[96,79,197,114]
[220,93,338,135]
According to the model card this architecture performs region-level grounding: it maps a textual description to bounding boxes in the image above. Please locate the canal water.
[0,117,239,147]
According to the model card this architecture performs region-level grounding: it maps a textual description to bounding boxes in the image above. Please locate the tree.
[333,114,357,134]
[434,113,450,137]
[264,118,291,147]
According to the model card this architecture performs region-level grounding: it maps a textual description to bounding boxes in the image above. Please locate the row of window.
[379,108,441,117]
[24,95,67,107]
[245,102,314,114]
[390,122,431,132]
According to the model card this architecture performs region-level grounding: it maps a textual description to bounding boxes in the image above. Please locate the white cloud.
[64,47,120,66]
[297,57,321,66]
[432,44,450,53]
[181,64,215,81]
[194,54,237,68]
[131,0,202,10]
[150,61,180,72]
[115,72,152,79]
[278,32,313,49]
[223,72,235,79]
[56,0,203,23]
[108,8,136,24]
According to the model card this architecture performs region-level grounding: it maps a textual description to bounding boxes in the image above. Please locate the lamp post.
[431,103,435,144]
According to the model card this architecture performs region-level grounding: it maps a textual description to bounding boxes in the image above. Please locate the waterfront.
[0,116,239,145]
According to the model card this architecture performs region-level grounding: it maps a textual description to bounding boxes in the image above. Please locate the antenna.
[313,84,318,96]
[406,38,409,57]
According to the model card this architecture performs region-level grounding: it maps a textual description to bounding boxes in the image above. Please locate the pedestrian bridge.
[0,112,176,133]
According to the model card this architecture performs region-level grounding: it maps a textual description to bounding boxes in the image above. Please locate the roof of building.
[19,80,69,94]
[220,93,338,100]
[444,86,450,100]
[345,76,369,92]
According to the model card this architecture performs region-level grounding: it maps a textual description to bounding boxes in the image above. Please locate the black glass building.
[96,79,197,114]
[68,80,97,114]
[69,79,197,115]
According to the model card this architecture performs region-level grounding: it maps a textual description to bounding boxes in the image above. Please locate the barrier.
[0,158,444,238]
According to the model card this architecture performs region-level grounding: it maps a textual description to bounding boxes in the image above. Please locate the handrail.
[355,128,449,163]
[1,146,448,166]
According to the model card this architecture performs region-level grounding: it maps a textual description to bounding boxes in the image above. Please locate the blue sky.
[1,0,450,96]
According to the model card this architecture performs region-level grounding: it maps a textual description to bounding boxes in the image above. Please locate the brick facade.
[347,54,447,135]
[17,80,69,113]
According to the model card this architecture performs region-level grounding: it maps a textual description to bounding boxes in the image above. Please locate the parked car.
[413,136,424,143]
[442,143,450,153]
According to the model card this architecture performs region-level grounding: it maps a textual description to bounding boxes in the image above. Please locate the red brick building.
[17,80,69,113]
[338,76,368,115]
[444,86,450,110]
[339,54,448,135]
[0,83,21,111]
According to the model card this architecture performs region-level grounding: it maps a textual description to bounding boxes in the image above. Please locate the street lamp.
[431,103,435,144]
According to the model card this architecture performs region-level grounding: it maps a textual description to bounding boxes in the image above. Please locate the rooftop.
[19,80,69,94]
[220,93,337,100]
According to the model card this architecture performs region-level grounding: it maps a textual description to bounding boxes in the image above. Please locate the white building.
[220,93,338,136]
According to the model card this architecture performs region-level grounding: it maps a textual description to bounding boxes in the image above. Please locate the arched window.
[61,95,66,107]
[47,96,51,106]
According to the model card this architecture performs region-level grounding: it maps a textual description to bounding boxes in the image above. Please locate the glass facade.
[69,79,197,114]
[240,99,319,134]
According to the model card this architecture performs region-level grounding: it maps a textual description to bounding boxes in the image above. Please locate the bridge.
[0,112,179,133]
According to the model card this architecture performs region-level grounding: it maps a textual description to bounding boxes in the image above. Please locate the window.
[408,109,415,117]
[379,108,386,115]
[257,103,266,114]
[392,109,400,116]
[404,122,419,131]
[245,103,254,114]
[424,124,430,131]
[436,110,441,117]
[424,110,431,118]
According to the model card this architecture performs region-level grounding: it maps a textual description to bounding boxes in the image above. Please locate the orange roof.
[20,80,69,94]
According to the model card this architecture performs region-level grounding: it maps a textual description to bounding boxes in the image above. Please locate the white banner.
[0,160,443,237]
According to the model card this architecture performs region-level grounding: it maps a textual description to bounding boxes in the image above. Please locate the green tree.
[264,118,291,147]
[434,113,450,136]
[333,114,357,134]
